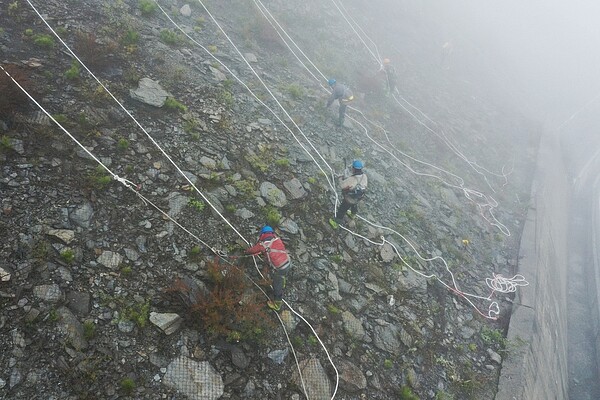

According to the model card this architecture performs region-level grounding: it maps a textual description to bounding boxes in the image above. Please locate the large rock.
[163,356,224,400]
[69,202,93,229]
[33,284,62,303]
[168,193,189,218]
[57,306,87,351]
[380,243,395,262]
[259,182,287,207]
[397,269,427,294]
[292,358,332,400]
[97,251,123,270]
[129,78,171,107]
[338,359,367,392]
[149,312,182,335]
[283,178,307,199]
[373,324,401,354]
[47,229,75,244]
[341,311,366,341]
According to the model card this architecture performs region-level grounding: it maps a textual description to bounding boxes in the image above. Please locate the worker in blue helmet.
[245,225,292,311]
[330,160,368,228]
[326,78,354,127]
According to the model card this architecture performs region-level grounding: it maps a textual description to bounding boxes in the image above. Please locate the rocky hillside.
[0,0,537,399]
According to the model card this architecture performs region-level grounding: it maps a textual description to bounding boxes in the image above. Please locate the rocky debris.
[163,356,224,400]
[129,78,171,107]
[0,0,535,398]
[292,358,332,400]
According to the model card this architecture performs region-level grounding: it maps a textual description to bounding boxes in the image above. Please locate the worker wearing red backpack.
[245,225,291,311]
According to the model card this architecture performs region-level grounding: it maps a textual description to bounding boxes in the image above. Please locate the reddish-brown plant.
[0,64,32,119]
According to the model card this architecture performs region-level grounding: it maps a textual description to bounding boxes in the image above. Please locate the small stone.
[97,251,123,270]
[0,266,11,282]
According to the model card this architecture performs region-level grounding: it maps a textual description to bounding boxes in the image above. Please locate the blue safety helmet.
[328,78,336,86]
[260,225,274,235]
[352,159,364,170]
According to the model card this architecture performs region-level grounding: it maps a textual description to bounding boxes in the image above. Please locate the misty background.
[366,0,600,127]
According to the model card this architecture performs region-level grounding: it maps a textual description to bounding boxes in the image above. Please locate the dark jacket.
[327,83,353,107]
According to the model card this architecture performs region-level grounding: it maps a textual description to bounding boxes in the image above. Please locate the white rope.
[151,1,339,201]
[329,0,381,66]
[22,1,315,394]
[3,58,310,395]
[239,0,519,317]
[24,0,250,246]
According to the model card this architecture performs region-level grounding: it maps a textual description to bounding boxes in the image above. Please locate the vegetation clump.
[163,97,187,112]
[164,260,274,343]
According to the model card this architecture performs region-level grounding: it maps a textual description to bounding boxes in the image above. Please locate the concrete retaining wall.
[495,132,569,400]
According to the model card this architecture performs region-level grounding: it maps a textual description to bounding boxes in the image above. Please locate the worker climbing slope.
[245,225,292,311]
[326,78,354,127]
[330,159,368,228]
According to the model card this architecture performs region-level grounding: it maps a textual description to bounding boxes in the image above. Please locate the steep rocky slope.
[0,0,536,399]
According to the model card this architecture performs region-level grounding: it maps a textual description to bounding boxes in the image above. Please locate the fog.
[370,0,600,125]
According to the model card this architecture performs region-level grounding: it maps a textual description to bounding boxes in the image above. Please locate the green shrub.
[121,29,140,46]
[33,34,55,48]
[183,119,198,133]
[189,198,205,212]
[120,377,136,395]
[233,179,256,197]
[219,90,234,107]
[64,61,81,80]
[163,97,187,112]
[24,29,34,36]
[383,359,393,369]
[159,29,182,46]
[120,265,133,276]
[88,166,112,189]
[398,386,420,400]
[0,135,12,151]
[189,246,201,257]
[207,45,218,53]
[327,304,341,314]
[52,114,68,124]
[286,83,304,100]
[264,206,281,226]
[122,302,150,328]
[83,321,96,340]
[275,158,290,168]
[480,327,506,347]
[139,0,157,16]
[60,249,75,264]
[117,138,130,151]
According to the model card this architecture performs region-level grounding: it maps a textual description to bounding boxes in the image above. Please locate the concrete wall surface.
[495,132,569,400]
